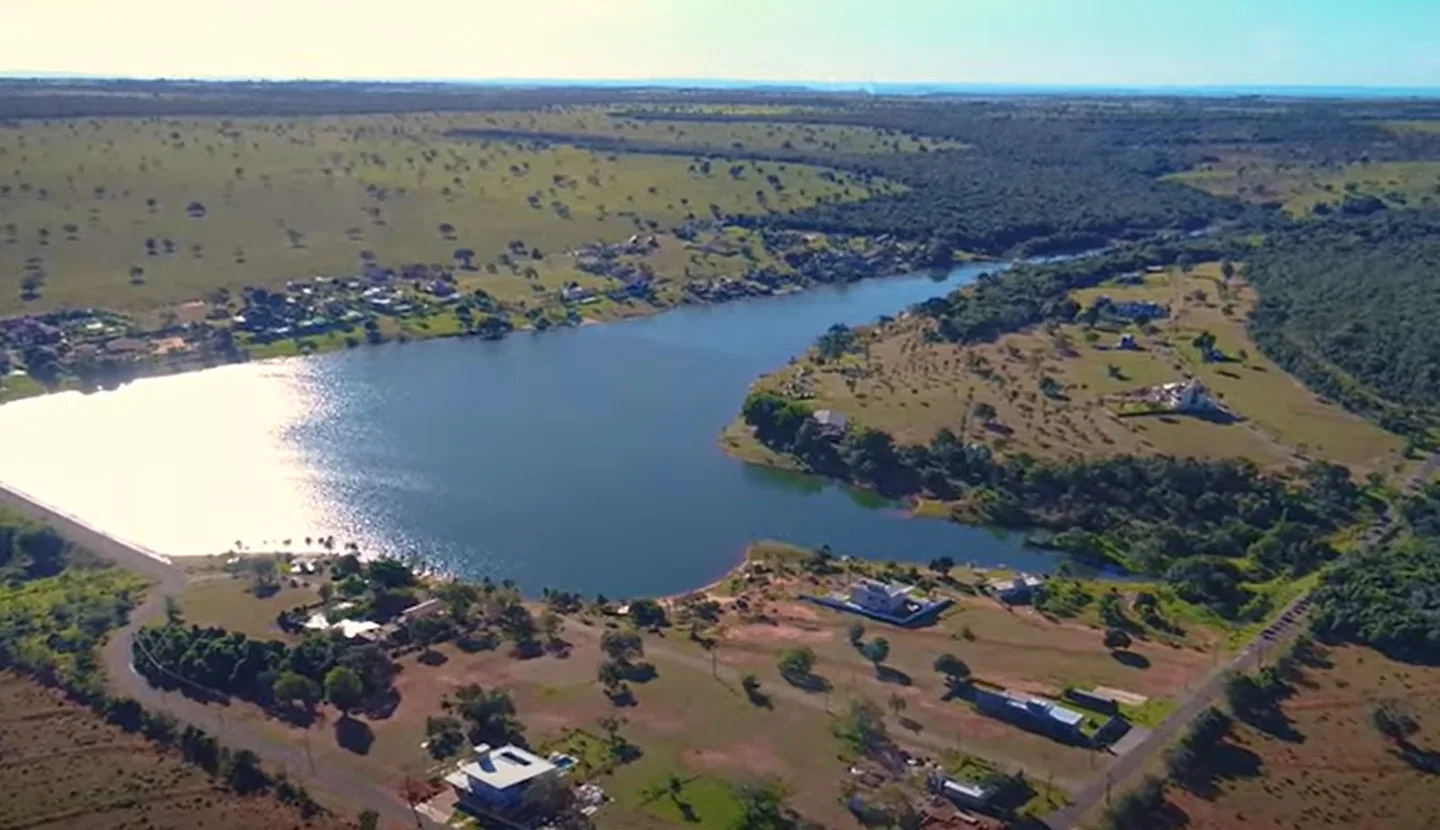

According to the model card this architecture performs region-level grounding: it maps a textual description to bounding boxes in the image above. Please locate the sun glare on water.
[0,362,374,558]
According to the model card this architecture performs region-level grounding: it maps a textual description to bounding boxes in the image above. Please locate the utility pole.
[1105,771,1113,806]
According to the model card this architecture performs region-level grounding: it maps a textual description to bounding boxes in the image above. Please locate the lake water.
[0,263,1061,597]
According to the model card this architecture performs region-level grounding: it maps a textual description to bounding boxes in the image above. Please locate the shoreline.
[2,249,997,407]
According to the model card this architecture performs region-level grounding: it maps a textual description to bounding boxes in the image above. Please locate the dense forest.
[1245,210,1440,433]
[743,392,1360,619]
[1311,481,1440,658]
[133,623,397,712]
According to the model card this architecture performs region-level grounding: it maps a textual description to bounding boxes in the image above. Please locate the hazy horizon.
[4,0,1438,89]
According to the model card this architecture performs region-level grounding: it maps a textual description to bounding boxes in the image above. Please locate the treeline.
[1245,210,1440,434]
[911,236,1247,344]
[133,623,397,713]
[743,392,1359,619]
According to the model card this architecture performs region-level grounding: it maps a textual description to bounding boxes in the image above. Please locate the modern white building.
[445,743,558,809]
[848,579,913,615]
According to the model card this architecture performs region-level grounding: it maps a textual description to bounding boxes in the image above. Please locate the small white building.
[849,579,913,615]
[811,409,848,438]
[991,574,1045,603]
[445,744,558,809]
[941,778,997,809]
[400,598,445,623]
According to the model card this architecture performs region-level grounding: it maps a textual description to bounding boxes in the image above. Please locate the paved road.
[1041,452,1438,829]
[0,482,442,830]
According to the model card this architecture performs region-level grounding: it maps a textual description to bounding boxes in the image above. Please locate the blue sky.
[3,0,1438,87]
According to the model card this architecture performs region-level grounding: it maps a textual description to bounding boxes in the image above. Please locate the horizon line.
[3,72,1440,97]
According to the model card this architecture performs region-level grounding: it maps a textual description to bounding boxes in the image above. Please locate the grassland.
[1165,644,1440,830]
[0,111,908,315]
[1166,155,1440,216]
[745,262,1407,478]
[0,671,351,830]
[171,541,1231,828]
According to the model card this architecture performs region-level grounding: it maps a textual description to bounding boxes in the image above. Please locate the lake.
[0,263,1062,597]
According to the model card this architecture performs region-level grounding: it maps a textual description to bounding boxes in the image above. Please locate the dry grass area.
[0,112,899,314]
[0,671,350,830]
[1168,644,1440,830]
[163,542,1238,827]
[1166,153,1440,216]
[756,263,1406,478]
[174,576,320,641]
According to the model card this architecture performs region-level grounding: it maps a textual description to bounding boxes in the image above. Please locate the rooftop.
[446,744,557,793]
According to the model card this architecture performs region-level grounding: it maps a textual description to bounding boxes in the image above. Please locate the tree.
[1102,627,1132,651]
[453,248,477,270]
[888,692,907,718]
[324,666,364,716]
[444,684,522,746]
[861,637,890,674]
[222,748,268,794]
[628,598,667,628]
[834,698,888,754]
[847,622,866,646]
[366,558,415,590]
[932,653,970,687]
[600,629,644,664]
[777,646,816,681]
[424,715,467,759]
[1369,699,1420,744]
[733,784,790,830]
[522,772,576,819]
[272,671,320,712]
[972,401,997,424]
[317,582,334,604]
[357,809,381,830]
[928,556,955,574]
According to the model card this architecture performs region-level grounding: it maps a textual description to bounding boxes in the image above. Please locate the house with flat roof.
[849,579,912,616]
[811,408,848,438]
[974,686,1086,741]
[940,778,997,809]
[400,597,445,623]
[445,744,558,810]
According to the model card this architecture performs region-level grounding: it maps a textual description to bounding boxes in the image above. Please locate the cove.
[0,263,1062,597]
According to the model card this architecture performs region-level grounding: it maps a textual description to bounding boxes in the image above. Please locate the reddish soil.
[0,672,353,830]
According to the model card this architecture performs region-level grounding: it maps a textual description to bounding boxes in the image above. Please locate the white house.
[849,579,913,615]
[445,744,558,809]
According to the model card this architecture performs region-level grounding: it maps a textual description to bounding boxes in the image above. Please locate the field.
[172,542,1231,828]
[748,263,1407,478]
[1166,644,1440,830]
[1166,156,1440,216]
[0,111,908,315]
[0,671,351,830]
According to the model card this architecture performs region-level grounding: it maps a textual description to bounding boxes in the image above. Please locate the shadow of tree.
[1112,650,1151,670]
[744,688,773,709]
[362,688,401,720]
[1236,706,1304,743]
[876,665,912,686]
[1174,742,1264,800]
[335,715,374,755]
[1395,743,1440,774]
[782,672,832,693]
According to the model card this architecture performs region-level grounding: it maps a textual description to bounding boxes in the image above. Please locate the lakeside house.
[990,573,1045,603]
[811,408,848,438]
[850,578,913,615]
[445,743,558,810]
[802,577,953,626]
